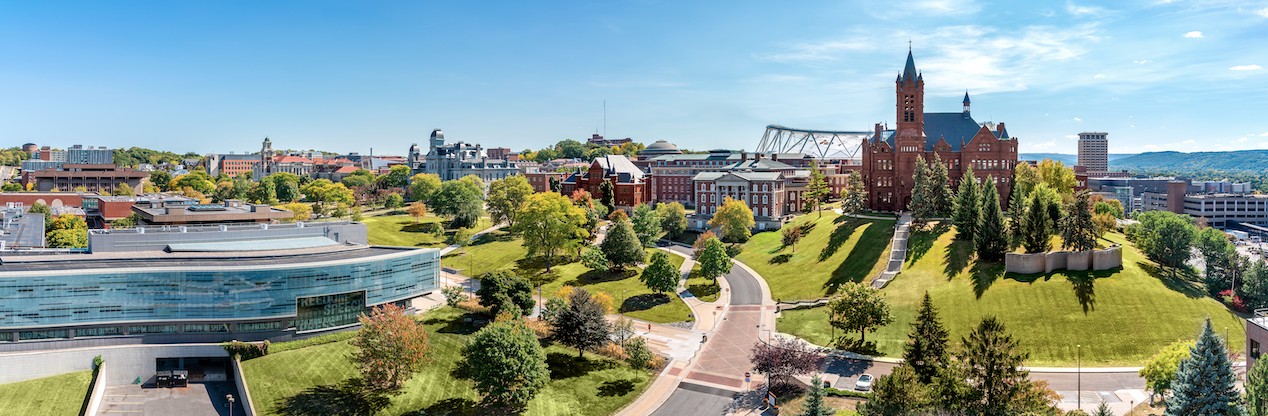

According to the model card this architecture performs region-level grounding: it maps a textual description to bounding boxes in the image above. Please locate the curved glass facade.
[0,248,438,334]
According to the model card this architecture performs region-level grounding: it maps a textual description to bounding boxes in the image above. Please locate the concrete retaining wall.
[1005,246,1122,275]
[0,344,227,385]
[83,362,108,416]
[231,357,257,416]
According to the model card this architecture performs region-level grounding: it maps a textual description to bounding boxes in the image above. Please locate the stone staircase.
[871,213,912,288]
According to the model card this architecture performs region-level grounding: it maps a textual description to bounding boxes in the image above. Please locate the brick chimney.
[996,122,1006,135]
[740,151,748,161]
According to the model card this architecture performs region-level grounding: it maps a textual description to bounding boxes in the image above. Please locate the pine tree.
[806,161,830,218]
[799,375,835,416]
[599,180,615,212]
[961,317,1029,415]
[841,172,867,216]
[1165,319,1244,416]
[1020,191,1053,253]
[1093,402,1113,416]
[909,155,934,225]
[550,288,611,358]
[903,292,949,383]
[952,166,980,241]
[930,153,954,216]
[1248,355,1268,416]
[858,365,926,416]
[975,177,1008,262]
[1062,190,1099,252]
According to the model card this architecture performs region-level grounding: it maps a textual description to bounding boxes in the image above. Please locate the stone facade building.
[861,50,1018,211]
[408,129,519,182]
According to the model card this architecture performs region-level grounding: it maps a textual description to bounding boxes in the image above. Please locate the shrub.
[725,244,742,258]
[1219,289,1247,312]
[597,342,629,361]
[457,298,491,314]
[523,318,553,339]
[441,285,466,308]
[92,355,104,371]
[824,387,873,399]
[625,337,655,369]
[221,340,267,360]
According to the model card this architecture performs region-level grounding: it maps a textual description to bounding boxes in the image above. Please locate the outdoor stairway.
[871,213,912,288]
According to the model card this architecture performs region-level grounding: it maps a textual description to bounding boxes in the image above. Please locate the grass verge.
[0,370,94,416]
[736,212,894,302]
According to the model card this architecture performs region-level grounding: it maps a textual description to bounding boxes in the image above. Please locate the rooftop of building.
[1183,193,1268,199]
[0,244,422,273]
[132,199,291,222]
[0,206,45,248]
[1252,309,1268,331]
[693,170,785,182]
[647,150,807,162]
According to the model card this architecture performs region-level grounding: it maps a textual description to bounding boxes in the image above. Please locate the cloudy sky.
[1,0,1265,155]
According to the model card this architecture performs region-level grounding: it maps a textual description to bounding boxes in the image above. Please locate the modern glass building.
[0,245,439,342]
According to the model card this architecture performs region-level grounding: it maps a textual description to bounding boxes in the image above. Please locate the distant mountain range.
[1019,150,1268,174]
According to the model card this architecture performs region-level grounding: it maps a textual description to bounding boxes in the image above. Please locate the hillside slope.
[1111,150,1268,173]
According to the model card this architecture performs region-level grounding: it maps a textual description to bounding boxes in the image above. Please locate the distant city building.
[252,138,316,180]
[559,155,649,210]
[20,159,63,173]
[637,140,683,160]
[586,133,633,147]
[206,153,261,178]
[0,192,90,210]
[1139,179,1268,229]
[21,164,147,193]
[36,146,67,162]
[66,145,113,165]
[486,147,513,160]
[521,166,570,193]
[861,50,1018,211]
[21,143,38,154]
[1077,132,1109,174]
[408,129,519,182]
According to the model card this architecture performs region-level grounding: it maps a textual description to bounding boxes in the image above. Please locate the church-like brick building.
[861,49,1019,211]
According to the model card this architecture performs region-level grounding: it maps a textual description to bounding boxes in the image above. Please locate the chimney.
[741,151,748,161]
[874,122,882,141]
[754,153,763,161]
[996,122,1006,135]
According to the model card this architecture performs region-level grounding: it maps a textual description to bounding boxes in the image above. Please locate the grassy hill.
[0,371,94,416]
[736,212,894,302]
[776,224,1246,366]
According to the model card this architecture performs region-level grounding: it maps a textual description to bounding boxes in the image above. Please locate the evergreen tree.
[1248,355,1268,416]
[799,375,835,416]
[639,251,679,294]
[806,161,830,217]
[930,153,954,216]
[903,292,949,383]
[1020,190,1054,253]
[975,177,1008,262]
[1062,190,1100,252]
[952,166,980,241]
[599,180,615,212]
[841,172,867,216]
[859,365,926,416]
[550,288,611,358]
[961,317,1030,415]
[909,155,934,225]
[1165,319,1244,416]
[1093,402,1113,416]
[601,215,645,271]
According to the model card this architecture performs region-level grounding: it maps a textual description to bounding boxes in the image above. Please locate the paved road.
[665,245,761,305]
[649,382,736,416]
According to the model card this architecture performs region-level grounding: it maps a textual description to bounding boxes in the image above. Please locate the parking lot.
[98,382,245,416]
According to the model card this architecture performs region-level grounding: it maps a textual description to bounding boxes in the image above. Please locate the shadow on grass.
[417,398,527,416]
[969,261,1005,299]
[686,276,720,300]
[1138,261,1205,299]
[546,352,618,379]
[907,222,950,266]
[941,238,975,280]
[401,222,443,234]
[598,379,637,397]
[772,222,818,254]
[471,231,515,245]
[819,219,863,262]
[1005,268,1119,313]
[565,268,638,286]
[825,221,895,295]
[833,337,881,356]
[276,378,391,416]
[425,312,485,335]
[769,254,792,265]
[620,293,671,313]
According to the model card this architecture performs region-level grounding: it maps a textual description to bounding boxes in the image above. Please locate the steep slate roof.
[872,113,1010,151]
[901,50,919,83]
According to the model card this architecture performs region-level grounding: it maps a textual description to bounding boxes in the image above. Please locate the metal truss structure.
[755,124,871,162]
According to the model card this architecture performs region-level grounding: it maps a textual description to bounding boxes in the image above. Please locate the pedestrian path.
[871,212,912,288]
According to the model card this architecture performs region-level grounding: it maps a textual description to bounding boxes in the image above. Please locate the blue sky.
[1,0,1266,156]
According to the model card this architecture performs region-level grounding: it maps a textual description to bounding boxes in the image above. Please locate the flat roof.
[166,236,339,252]
[0,245,425,273]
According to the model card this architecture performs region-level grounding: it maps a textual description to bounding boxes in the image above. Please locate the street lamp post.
[226,394,235,416]
[1077,344,1082,411]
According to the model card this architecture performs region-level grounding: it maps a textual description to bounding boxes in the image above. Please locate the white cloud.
[1066,1,1107,16]
[1029,140,1057,151]
[1144,144,1160,150]
[1064,134,1078,139]
[1183,31,1204,38]
[1230,64,1264,71]
[1133,59,1152,64]
[1256,8,1268,18]
[1130,124,1136,128]
[1237,137,1249,143]
[755,40,876,63]
[1093,73,1106,79]
[1073,117,1083,122]
[913,0,981,16]
[1260,132,1268,136]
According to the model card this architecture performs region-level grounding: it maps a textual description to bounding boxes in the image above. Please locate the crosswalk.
[1055,389,1149,415]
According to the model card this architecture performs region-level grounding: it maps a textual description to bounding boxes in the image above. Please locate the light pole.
[1077,344,1082,411]
[226,394,235,416]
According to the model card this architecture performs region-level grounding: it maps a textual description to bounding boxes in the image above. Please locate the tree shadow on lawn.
[417,397,528,416]
[425,312,486,335]
[546,352,619,379]
[968,261,1005,299]
[769,254,792,265]
[833,337,881,356]
[819,219,863,262]
[401,222,443,234]
[471,231,515,245]
[1138,261,1205,299]
[771,222,817,254]
[565,268,639,286]
[907,222,950,266]
[687,276,720,300]
[824,221,894,295]
[276,378,392,416]
[1006,268,1118,314]
[620,293,672,314]
[598,379,637,397]
[941,238,975,280]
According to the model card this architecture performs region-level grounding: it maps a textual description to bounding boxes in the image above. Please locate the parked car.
[855,374,874,391]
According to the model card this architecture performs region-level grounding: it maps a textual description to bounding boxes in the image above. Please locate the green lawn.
[364,214,493,248]
[778,227,1247,367]
[0,370,94,416]
[242,307,652,416]
[684,264,720,303]
[443,234,694,324]
[736,212,895,302]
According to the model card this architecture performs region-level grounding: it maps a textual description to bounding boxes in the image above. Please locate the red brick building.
[560,155,650,210]
[862,50,1018,211]
[523,170,570,193]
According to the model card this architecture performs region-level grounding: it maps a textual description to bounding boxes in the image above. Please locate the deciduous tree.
[550,287,611,357]
[692,230,717,259]
[1037,159,1076,196]
[697,237,732,280]
[407,173,442,203]
[350,303,429,392]
[431,178,485,228]
[1133,210,1197,271]
[276,202,313,222]
[827,283,892,344]
[406,202,427,223]
[781,224,803,252]
[513,192,587,271]
[384,192,404,209]
[631,203,662,246]
[476,271,535,317]
[601,214,645,271]
[463,318,549,408]
[710,197,754,243]
[486,176,534,229]
[1139,340,1191,404]
[656,202,687,239]
[748,337,823,388]
[640,251,679,294]
[581,246,609,272]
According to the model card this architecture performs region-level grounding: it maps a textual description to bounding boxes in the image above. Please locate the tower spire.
[902,47,918,83]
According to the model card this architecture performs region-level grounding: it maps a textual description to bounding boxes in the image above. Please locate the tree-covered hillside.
[1112,150,1268,174]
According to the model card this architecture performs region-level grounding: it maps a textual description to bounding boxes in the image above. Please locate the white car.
[855,374,874,391]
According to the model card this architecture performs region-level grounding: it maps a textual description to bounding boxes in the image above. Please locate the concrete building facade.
[1077,132,1109,174]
